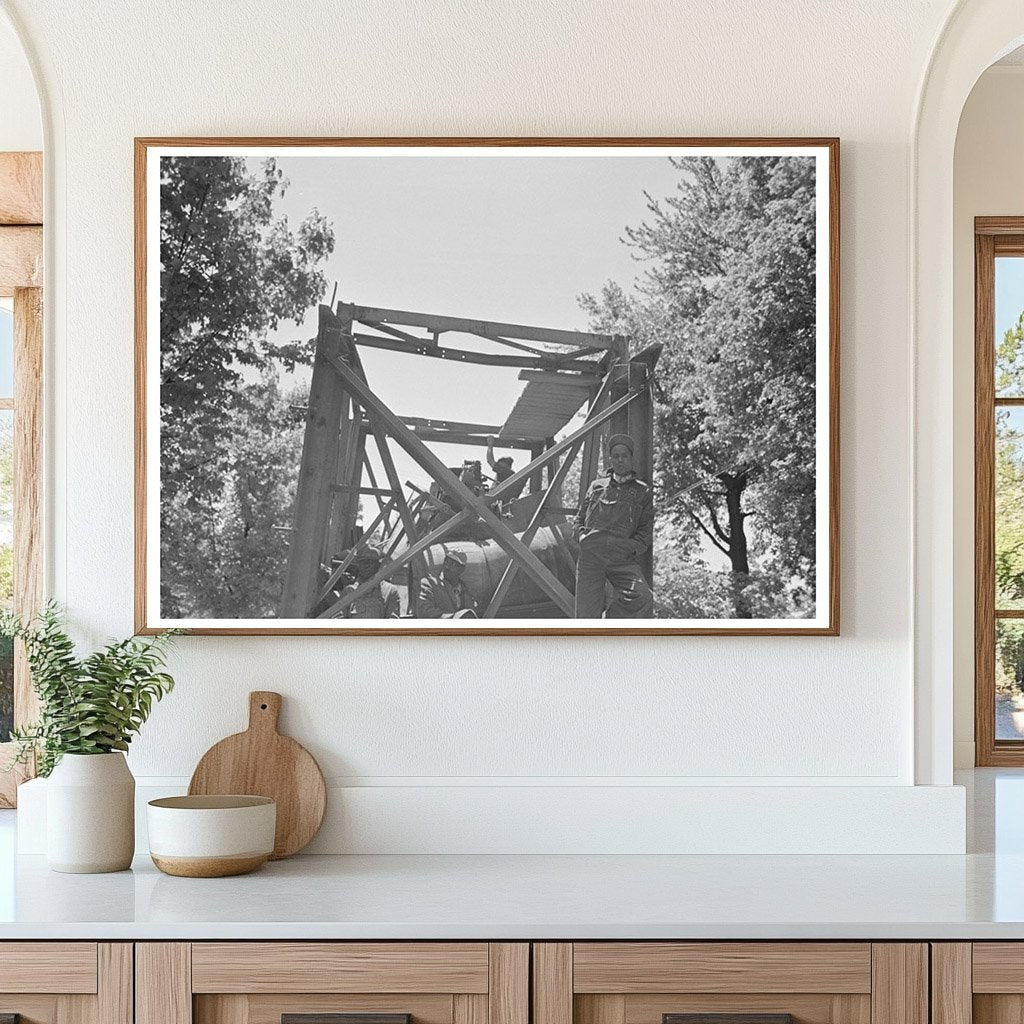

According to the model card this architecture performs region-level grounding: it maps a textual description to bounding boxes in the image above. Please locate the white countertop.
[1,768,1022,941]
[0,849,1021,940]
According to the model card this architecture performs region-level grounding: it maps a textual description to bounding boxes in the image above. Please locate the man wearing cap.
[336,543,402,619]
[417,549,480,619]
[573,432,654,618]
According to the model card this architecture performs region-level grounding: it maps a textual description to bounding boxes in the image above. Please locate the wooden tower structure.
[279,301,660,619]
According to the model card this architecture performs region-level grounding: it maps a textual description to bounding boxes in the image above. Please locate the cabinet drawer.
[572,944,872,994]
[0,942,98,994]
[534,944,926,1024]
[191,943,490,993]
[0,943,130,1024]
[139,942,528,1024]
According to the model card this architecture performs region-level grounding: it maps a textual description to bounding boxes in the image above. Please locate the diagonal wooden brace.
[325,351,577,616]
[486,386,640,503]
[319,510,473,618]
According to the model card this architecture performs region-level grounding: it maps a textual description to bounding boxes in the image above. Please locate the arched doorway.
[913,1,1024,785]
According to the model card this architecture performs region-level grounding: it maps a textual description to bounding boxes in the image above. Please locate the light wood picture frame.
[135,137,839,636]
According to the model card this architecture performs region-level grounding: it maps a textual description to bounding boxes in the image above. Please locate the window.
[0,150,43,806]
[975,219,1024,764]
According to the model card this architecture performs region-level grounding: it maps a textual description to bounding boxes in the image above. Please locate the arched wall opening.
[914,1,1024,784]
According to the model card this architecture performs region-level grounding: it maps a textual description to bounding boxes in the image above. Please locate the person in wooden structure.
[574,433,654,618]
[417,549,480,619]
[337,543,401,619]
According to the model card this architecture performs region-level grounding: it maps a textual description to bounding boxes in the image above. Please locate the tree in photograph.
[581,156,817,618]
[159,156,334,616]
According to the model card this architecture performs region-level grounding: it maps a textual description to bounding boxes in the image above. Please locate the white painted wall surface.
[0,0,978,851]
[952,66,1024,768]
[0,10,39,151]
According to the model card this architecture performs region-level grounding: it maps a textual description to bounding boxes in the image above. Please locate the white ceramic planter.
[46,752,135,873]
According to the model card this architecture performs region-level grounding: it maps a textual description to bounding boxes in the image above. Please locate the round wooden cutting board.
[188,691,327,859]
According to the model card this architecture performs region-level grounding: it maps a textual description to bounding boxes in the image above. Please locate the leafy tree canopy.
[581,156,818,618]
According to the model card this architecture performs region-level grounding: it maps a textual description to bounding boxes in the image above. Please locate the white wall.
[1,0,971,852]
[0,9,39,152]
[952,66,1024,767]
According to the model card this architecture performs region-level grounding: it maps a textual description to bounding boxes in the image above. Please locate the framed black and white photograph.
[135,137,839,635]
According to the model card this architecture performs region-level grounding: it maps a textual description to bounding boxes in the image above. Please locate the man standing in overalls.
[573,433,654,618]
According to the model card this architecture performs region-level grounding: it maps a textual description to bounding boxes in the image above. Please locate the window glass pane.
[0,307,11,399]
[998,619,1024,740]
[996,257,1024,397]
[0,409,12,742]
[996,407,1024,609]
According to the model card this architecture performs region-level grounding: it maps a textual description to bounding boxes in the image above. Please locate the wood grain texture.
[195,995,248,1024]
[134,135,839,637]
[0,226,42,295]
[488,944,528,1024]
[0,153,42,225]
[576,996,626,1024]
[136,943,192,1024]
[97,945,132,1024]
[533,944,572,1024]
[623,994,870,1024]
[0,943,97,993]
[976,229,998,765]
[191,943,489,994]
[973,995,1024,1024]
[931,945,971,1024]
[14,286,42,723]
[188,691,326,858]
[573,944,871,994]
[971,944,1024,992]
[57,992,95,1024]
[0,999,57,1024]
[870,945,927,1024]
[453,994,487,1024]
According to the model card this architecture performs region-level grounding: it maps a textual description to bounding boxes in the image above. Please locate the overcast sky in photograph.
[264,152,683,504]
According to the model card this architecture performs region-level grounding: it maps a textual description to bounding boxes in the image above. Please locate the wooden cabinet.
[932,943,1024,1024]
[532,944,928,1024]
[0,942,132,1024]
[136,944,528,1024]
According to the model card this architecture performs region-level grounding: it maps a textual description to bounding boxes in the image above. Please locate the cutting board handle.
[248,691,282,734]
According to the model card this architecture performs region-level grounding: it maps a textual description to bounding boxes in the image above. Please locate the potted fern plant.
[2,603,178,873]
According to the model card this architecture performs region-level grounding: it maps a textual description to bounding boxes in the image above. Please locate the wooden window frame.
[0,151,43,806]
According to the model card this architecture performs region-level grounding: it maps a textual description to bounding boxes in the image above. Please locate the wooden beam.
[402,416,504,434]
[320,510,474,617]
[326,352,576,615]
[330,484,395,497]
[484,439,583,617]
[487,387,640,503]
[518,369,600,386]
[359,317,434,346]
[411,428,538,449]
[0,153,42,225]
[350,331,598,372]
[470,332,550,357]
[316,498,398,606]
[279,306,349,617]
[0,226,42,296]
[340,302,619,350]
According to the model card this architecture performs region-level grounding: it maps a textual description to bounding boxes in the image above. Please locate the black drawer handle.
[664,1016,794,1024]
[283,1016,411,1024]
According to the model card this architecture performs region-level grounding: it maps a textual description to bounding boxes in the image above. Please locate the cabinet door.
[137,943,528,1024]
[534,944,927,1024]
[943,942,1024,1024]
[0,942,131,1024]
